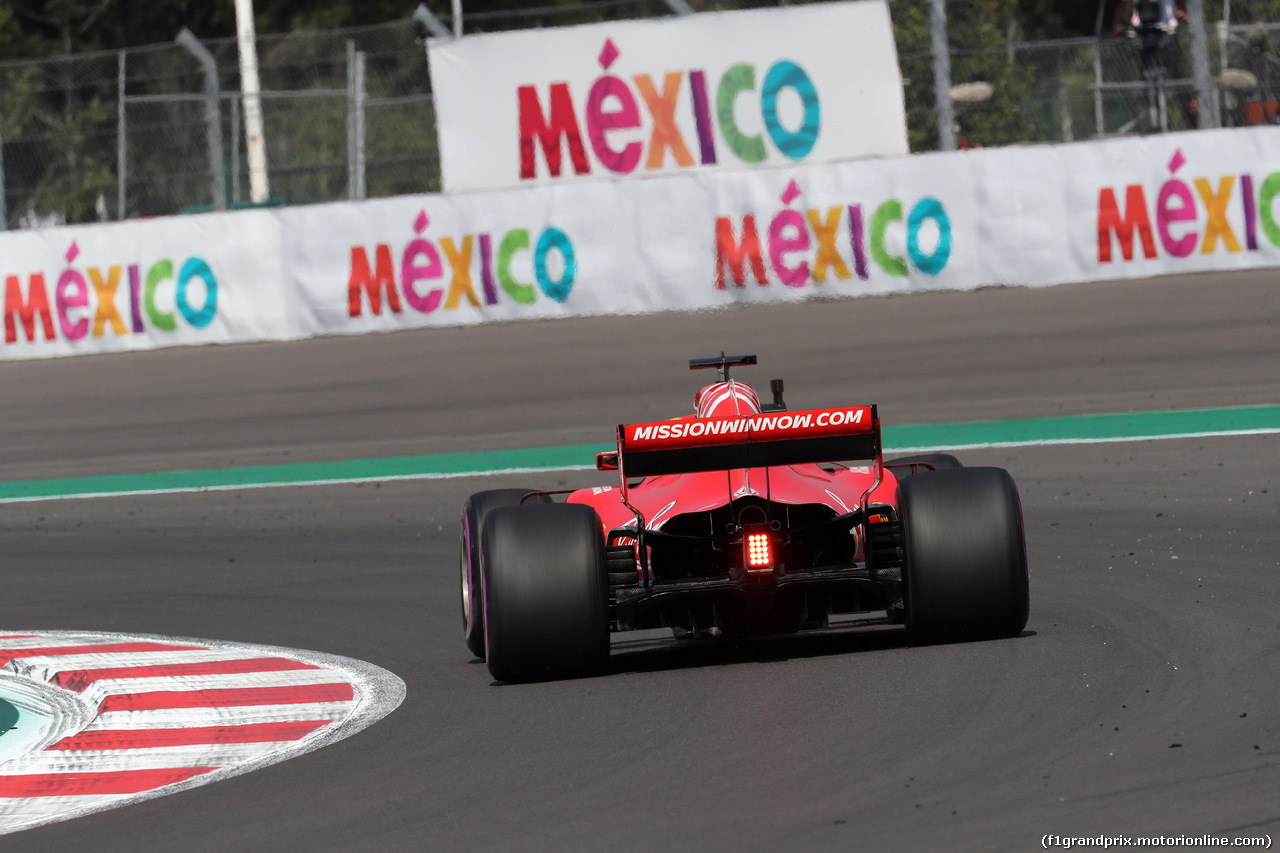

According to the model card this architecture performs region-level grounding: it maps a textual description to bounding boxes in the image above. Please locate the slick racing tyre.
[460,489,541,659]
[886,453,961,479]
[899,467,1029,645]
[481,503,609,683]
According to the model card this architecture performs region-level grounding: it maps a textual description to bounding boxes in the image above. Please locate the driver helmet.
[694,381,762,418]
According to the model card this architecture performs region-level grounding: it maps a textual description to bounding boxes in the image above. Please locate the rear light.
[745,532,772,570]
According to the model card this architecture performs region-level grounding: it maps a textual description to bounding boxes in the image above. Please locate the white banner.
[966,128,1280,285]
[1060,129,1280,279]
[3,125,1279,361]
[1,210,292,360]
[426,1,908,192]
[281,153,977,338]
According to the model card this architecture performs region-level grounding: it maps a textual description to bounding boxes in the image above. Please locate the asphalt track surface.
[1,269,1277,851]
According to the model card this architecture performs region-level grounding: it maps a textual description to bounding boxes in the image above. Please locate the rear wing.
[614,406,880,478]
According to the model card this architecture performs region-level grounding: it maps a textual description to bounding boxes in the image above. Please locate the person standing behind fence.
[1114,0,1197,129]
[1113,0,1189,38]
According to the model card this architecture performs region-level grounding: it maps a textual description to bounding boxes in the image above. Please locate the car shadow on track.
[605,620,912,676]
[472,624,1036,683]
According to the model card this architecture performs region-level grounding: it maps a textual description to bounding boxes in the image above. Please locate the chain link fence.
[0,17,436,228]
[2,0,1279,229]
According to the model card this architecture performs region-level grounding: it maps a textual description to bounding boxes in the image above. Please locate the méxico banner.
[2,125,1279,360]
[425,0,908,192]
[0,210,293,360]
[291,147,977,337]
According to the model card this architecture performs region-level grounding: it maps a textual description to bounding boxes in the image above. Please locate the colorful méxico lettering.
[4,240,217,346]
[347,209,577,317]
[714,179,952,288]
[1097,147,1280,262]
[518,38,821,181]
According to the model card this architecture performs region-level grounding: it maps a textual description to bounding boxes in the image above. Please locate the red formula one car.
[460,355,1029,683]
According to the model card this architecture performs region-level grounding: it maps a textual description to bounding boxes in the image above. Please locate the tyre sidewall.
[460,489,538,659]
[901,467,1029,644]
[482,503,608,683]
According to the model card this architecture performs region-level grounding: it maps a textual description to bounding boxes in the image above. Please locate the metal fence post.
[347,41,360,200]
[930,0,955,151]
[117,50,127,220]
[1186,0,1219,129]
[176,28,226,212]
[230,94,241,205]
[355,51,366,200]
[235,0,270,204]
[347,42,368,200]
[1094,40,1105,136]
[413,3,452,40]
[1059,76,1074,142]
[0,122,7,231]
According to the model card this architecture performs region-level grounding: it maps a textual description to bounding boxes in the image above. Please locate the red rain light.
[746,532,772,569]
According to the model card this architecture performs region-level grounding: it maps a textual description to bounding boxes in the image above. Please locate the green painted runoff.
[0,700,18,737]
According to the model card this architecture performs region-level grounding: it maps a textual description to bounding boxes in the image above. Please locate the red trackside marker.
[0,643,207,667]
[49,720,332,751]
[97,683,355,714]
[0,768,216,798]
[52,657,322,692]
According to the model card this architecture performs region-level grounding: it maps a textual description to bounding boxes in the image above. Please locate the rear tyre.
[899,467,1029,645]
[482,503,609,683]
[886,453,961,479]
[460,489,539,659]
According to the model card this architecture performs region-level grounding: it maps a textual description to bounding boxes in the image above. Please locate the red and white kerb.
[0,630,404,835]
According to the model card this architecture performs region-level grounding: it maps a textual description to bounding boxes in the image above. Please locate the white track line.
[3,426,1277,506]
[888,427,1280,454]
